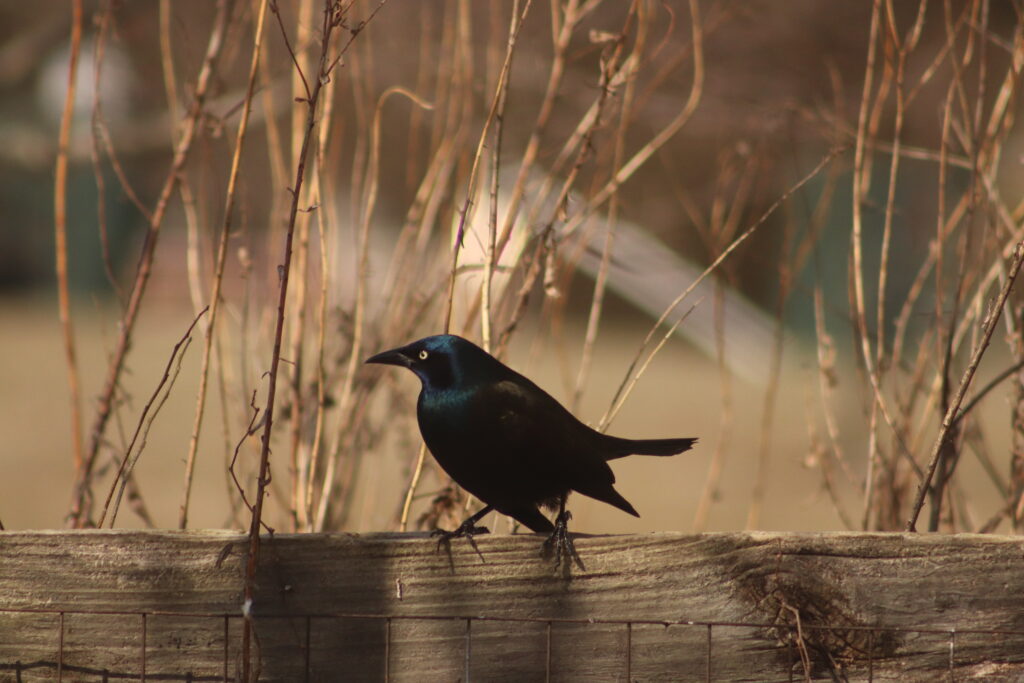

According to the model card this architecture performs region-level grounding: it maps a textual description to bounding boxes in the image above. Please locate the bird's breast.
[416,387,476,444]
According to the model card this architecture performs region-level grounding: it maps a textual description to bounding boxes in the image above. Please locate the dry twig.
[906,241,1024,531]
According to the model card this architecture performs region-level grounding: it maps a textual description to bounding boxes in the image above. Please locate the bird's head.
[365,334,501,391]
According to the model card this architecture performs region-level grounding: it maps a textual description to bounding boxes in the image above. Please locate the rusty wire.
[0,605,1018,682]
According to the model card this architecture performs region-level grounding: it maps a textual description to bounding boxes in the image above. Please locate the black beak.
[365,346,412,368]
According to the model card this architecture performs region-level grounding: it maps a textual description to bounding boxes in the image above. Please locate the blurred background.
[1,0,1023,537]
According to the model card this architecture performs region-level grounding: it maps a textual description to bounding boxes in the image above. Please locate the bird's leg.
[432,504,493,559]
[542,496,585,571]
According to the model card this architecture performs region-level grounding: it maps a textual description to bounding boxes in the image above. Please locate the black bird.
[366,334,696,565]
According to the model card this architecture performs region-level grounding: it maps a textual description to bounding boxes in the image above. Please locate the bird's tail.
[605,436,697,460]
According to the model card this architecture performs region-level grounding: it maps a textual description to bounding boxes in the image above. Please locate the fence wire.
[1,605,1022,682]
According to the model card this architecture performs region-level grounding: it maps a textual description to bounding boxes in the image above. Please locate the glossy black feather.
[366,334,696,533]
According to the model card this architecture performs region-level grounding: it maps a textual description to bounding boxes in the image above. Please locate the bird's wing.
[476,378,615,485]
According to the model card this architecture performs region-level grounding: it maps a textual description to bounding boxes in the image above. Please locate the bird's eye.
[418,349,429,360]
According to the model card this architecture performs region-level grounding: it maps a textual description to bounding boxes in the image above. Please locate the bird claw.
[541,510,585,571]
[432,520,490,561]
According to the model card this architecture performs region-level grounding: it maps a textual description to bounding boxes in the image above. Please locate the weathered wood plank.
[0,530,1022,681]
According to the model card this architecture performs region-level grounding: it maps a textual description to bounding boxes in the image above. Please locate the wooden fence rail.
[0,530,1022,681]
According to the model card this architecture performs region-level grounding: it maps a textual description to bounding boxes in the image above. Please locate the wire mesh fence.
[2,606,1023,682]
[3,530,1024,681]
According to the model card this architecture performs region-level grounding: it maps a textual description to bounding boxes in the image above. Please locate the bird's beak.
[365,345,413,368]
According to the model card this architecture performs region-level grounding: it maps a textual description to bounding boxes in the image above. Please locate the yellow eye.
[418,350,429,360]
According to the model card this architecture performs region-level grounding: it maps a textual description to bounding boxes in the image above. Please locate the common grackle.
[366,334,696,567]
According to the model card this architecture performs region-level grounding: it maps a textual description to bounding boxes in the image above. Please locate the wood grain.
[0,530,1022,681]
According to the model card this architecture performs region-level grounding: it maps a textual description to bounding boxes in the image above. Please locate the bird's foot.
[432,519,490,561]
[541,510,585,571]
